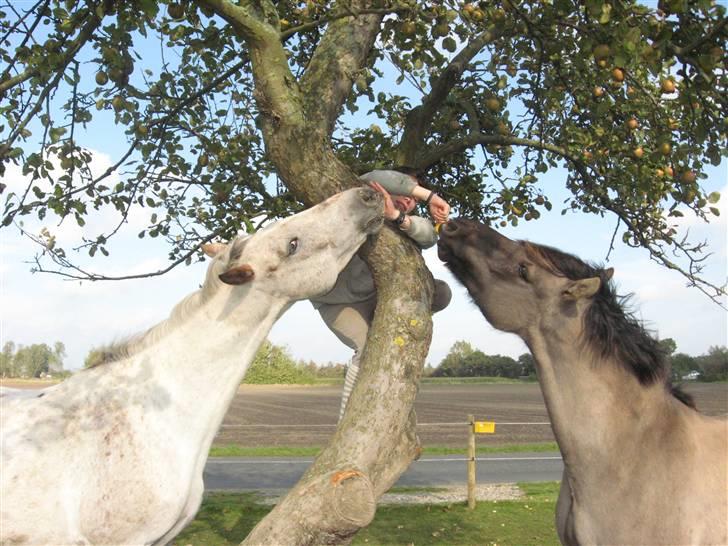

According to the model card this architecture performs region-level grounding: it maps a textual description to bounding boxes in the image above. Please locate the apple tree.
[1,0,726,543]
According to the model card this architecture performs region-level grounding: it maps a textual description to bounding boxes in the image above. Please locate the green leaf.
[49,127,67,143]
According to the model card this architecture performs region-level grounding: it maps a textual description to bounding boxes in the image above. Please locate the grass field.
[208,442,559,458]
[173,482,561,546]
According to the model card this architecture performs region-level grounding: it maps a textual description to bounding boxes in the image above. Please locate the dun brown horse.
[438,219,727,546]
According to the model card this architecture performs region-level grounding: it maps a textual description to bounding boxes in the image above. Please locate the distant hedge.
[243,341,316,385]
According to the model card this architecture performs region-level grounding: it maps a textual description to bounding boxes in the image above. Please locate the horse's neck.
[527,331,673,465]
[126,288,287,441]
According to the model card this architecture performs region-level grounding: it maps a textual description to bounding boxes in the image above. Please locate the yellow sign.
[473,421,496,434]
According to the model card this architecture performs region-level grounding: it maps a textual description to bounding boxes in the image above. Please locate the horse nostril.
[442,220,458,234]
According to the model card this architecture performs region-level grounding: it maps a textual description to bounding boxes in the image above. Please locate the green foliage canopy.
[243,340,316,384]
[0,0,726,297]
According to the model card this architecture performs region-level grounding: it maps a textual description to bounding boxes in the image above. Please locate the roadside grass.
[210,445,322,457]
[209,442,559,458]
[173,482,560,546]
[353,481,559,546]
[421,376,530,384]
[278,377,535,386]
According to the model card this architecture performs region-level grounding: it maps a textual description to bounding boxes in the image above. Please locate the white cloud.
[3,148,154,256]
[668,183,727,231]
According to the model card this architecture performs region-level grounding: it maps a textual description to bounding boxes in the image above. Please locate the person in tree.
[312,169,452,420]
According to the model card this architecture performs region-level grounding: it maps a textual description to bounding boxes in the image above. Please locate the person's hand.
[368,182,399,221]
[428,194,450,224]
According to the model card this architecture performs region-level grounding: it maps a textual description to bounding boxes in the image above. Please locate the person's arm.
[359,170,450,224]
[411,186,450,224]
[359,170,417,196]
[398,215,438,248]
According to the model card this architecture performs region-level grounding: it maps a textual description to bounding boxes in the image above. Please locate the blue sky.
[1,6,726,370]
[2,151,725,370]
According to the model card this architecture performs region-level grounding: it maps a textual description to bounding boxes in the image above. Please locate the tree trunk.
[242,33,435,546]
[191,3,435,543]
[242,226,432,545]
[242,120,434,546]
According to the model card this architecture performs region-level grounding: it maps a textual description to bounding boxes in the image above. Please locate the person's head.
[392,194,417,214]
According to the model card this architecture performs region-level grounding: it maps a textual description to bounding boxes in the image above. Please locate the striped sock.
[338,353,360,421]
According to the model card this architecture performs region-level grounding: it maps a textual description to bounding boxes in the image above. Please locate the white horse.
[0,187,383,546]
[438,219,727,546]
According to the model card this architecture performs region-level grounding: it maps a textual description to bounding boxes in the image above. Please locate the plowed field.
[4,380,725,448]
[213,382,727,447]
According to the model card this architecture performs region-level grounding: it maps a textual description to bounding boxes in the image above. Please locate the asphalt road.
[203,452,564,491]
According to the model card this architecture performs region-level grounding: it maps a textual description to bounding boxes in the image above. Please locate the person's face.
[392,195,416,214]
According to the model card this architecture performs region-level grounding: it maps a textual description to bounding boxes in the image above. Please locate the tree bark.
[242,230,432,545]
[241,122,435,544]
[191,2,437,544]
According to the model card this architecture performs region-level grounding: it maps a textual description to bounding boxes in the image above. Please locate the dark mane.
[524,242,695,408]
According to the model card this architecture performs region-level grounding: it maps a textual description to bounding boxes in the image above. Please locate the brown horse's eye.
[518,264,528,281]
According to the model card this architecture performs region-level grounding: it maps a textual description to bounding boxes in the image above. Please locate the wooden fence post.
[467,413,476,509]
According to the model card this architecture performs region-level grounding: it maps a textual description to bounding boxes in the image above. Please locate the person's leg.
[432,279,452,313]
[317,299,376,420]
[340,351,361,421]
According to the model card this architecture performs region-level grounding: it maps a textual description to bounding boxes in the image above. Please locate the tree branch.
[22,227,223,281]
[670,16,727,57]
[397,30,495,165]
[0,0,48,89]
[299,0,384,135]
[415,132,583,172]
[0,6,103,97]
[192,0,303,124]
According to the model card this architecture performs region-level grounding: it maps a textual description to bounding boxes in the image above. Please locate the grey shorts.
[317,279,452,353]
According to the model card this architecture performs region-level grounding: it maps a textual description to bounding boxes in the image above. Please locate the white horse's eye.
[288,238,299,256]
[518,264,528,281]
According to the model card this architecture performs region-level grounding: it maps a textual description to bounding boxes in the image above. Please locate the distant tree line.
[658,339,727,382]
[5,337,724,384]
[428,341,534,379]
[1,341,66,378]
[242,341,345,384]
[430,339,727,382]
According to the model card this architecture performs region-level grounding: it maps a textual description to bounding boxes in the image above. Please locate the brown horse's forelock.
[524,242,695,408]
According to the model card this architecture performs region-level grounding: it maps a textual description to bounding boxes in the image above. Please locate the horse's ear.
[219,264,255,285]
[603,267,615,281]
[563,277,601,300]
[202,242,227,258]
